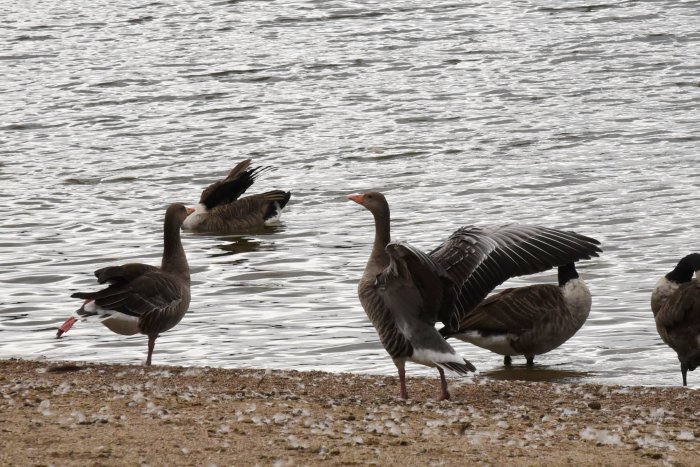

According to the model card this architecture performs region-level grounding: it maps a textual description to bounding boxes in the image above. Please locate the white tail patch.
[82,300,140,336]
[410,347,465,368]
[83,300,97,313]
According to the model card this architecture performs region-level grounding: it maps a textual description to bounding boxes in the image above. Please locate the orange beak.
[346,193,364,204]
[186,207,195,215]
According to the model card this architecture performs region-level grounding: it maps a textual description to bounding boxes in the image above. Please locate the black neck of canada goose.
[558,263,579,287]
[665,253,700,284]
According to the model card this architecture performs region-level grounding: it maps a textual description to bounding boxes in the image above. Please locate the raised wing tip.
[250,165,275,178]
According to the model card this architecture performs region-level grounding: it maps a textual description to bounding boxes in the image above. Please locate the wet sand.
[1,359,698,466]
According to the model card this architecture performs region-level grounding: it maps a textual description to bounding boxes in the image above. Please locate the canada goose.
[182,159,291,233]
[651,253,700,386]
[442,263,591,366]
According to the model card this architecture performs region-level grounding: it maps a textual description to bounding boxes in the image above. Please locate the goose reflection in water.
[483,366,592,384]
[209,228,283,257]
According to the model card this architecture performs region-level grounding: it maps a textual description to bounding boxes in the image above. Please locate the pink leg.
[146,335,157,366]
[56,316,78,338]
[438,367,450,401]
[398,366,409,400]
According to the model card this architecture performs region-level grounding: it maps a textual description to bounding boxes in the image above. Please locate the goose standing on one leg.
[441,262,592,366]
[182,159,291,233]
[56,203,192,366]
[651,253,700,386]
[348,192,601,400]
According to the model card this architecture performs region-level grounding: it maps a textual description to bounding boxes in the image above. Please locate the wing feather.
[430,224,601,330]
[72,272,184,319]
[199,160,275,209]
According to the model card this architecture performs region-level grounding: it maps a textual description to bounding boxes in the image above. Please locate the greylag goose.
[182,159,291,233]
[651,253,700,386]
[56,203,191,366]
[442,263,591,366]
[348,192,601,400]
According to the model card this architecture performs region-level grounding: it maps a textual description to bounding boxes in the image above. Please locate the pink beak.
[185,207,195,215]
[346,193,364,204]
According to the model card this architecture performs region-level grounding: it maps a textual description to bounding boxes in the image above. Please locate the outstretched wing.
[199,159,273,210]
[431,224,601,331]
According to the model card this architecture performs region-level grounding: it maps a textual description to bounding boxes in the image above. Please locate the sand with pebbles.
[1,359,698,466]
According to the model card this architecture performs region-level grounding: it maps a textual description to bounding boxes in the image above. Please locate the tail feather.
[436,359,476,375]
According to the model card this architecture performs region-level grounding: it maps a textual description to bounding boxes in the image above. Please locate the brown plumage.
[182,159,291,233]
[443,263,592,366]
[651,253,700,386]
[348,191,601,400]
[56,203,191,366]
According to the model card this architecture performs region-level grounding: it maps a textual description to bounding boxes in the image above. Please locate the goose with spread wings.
[182,159,291,233]
[56,204,191,366]
[651,253,700,386]
[348,192,601,400]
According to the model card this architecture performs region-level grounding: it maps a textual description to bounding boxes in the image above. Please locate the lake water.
[1,0,699,388]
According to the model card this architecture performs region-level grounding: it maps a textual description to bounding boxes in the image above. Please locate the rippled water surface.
[2,0,699,387]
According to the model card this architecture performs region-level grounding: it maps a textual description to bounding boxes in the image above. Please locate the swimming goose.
[348,192,601,400]
[651,253,700,386]
[442,263,591,366]
[56,203,191,366]
[182,159,291,233]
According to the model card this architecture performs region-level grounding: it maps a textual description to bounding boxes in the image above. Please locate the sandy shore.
[1,359,698,466]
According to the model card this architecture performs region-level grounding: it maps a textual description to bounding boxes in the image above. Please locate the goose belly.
[454,331,518,356]
[101,312,141,336]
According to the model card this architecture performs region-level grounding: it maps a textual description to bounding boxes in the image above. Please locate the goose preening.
[56,203,191,366]
[347,191,601,400]
[651,253,700,386]
[182,159,291,233]
[441,262,591,366]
